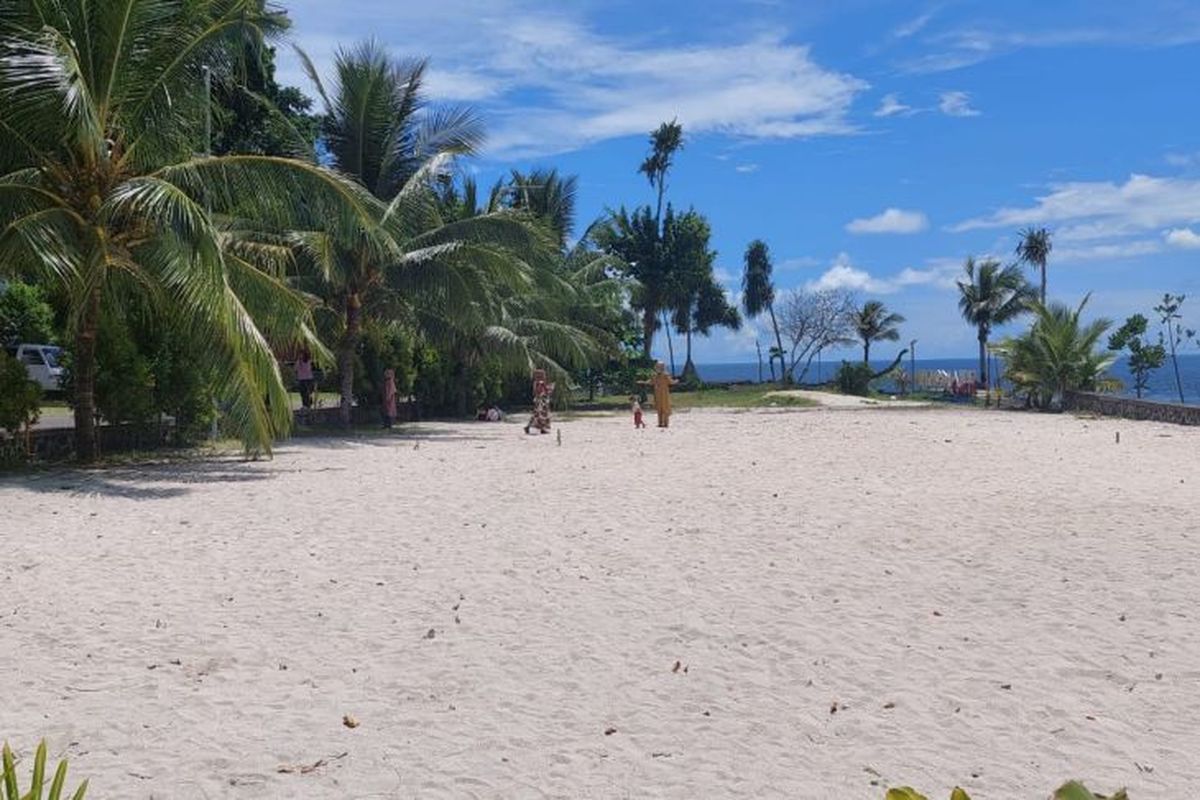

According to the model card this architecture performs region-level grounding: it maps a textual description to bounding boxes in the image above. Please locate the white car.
[5,343,64,392]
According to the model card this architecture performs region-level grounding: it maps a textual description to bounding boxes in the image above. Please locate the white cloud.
[846,207,929,234]
[735,163,760,173]
[953,174,1200,236]
[1164,151,1200,168]
[779,256,820,271]
[808,254,894,293]
[873,93,913,118]
[1055,240,1163,263]
[282,3,870,160]
[713,267,739,286]
[893,12,935,39]
[424,68,505,101]
[1165,227,1200,249]
[808,254,962,295]
[938,91,980,117]
[900,19,1200,75]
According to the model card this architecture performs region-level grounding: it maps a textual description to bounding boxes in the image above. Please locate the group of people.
[294,351,680,434]
[523,361,678,435]
[294,350,401,428]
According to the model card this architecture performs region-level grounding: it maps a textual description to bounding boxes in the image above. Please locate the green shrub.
[0,280,57,346]
[835,360,874,396]
[0,350,40,435]
[1,740,88,800]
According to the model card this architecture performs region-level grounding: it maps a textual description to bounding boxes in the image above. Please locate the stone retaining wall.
[1063,391,1200,426]
[1,421,175,465]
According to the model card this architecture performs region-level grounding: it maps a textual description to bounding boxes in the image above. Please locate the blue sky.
[278,0,1200,362]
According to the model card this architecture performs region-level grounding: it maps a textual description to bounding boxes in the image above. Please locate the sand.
[2,405,1198,798]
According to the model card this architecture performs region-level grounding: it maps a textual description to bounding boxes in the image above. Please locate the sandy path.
[2,406,1198,798]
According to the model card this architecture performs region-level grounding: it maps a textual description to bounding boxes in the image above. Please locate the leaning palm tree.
[1015,227,1053,305]
[299,41,547,424]
[0,0,380,460]
[956,257,1035,388]
[996,295,1114,409]
[742,239,785,382]
[852,300,905,363]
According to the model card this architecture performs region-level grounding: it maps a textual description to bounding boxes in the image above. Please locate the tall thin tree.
[742,240,786,383]
[638,120,684,370]
[1016,227,1053,305]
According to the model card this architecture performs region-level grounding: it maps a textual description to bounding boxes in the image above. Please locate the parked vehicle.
[4,343,63,392]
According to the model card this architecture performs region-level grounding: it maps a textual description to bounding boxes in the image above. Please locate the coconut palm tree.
[852,300,905,364]
[996,295,1114,409]
[503,168,577,251]
[0,0,379,461]
[1016,227,1053,305]
[956,257,1035,388]
[414,171,620,405]
[299,41,548,424]
[594,205,670,359]
[742,239,785,382]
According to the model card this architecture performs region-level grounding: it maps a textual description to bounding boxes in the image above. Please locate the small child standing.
[630,395,646,429]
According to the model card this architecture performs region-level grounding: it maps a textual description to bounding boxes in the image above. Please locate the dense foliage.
[0,350,40,435]
[835,360,875,396]
[997,296,1115,409]
[0,280,57,345]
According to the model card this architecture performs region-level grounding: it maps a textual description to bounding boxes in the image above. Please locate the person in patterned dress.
[524,369,554,434]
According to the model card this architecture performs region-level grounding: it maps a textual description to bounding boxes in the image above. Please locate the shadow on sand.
[1,424,503,500]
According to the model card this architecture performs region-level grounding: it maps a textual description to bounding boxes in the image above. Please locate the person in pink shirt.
[295,349,315,409]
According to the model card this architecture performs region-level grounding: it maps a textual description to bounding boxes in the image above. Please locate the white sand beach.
[2,406,1199,798]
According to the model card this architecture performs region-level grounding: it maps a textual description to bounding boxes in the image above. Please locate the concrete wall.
[1063,391,1200,426]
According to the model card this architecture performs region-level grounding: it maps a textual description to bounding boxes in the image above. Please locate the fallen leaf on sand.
[425,628,436,639]
[342,715,359,729]
[277,751,349,775]
[672,660,681,673]
[604,727,617,736]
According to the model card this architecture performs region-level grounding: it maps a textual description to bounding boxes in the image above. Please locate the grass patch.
[574,384,819,411]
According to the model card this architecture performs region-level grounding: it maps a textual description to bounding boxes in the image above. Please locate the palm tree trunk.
[339,292,362,427]
[863,341,870,364]
[642,307,656,360]
[768,303,786,384]
[1040,265,1047,306]
[978,329,988,389]
[72,286,102,462]
[682,325,696,381]
[662,309,676,374]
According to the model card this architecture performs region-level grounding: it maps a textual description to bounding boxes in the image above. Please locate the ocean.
[689,353,1200,406]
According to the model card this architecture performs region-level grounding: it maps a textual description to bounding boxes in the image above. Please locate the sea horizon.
[686,353,1200,406]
